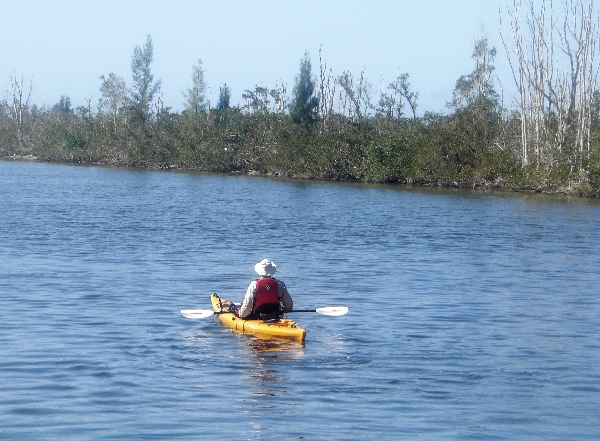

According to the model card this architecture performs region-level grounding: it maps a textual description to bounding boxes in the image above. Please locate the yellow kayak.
[210,293,306,342]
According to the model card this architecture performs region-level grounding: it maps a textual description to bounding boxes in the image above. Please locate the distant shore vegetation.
[3,0,600,197]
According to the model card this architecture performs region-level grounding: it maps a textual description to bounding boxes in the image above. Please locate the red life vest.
[254,277,279,312]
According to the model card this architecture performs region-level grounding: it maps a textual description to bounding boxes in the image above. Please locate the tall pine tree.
[289,52,318,130]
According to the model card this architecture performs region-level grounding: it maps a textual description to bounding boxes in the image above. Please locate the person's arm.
[277,280,293,313]
[238,281,257,318]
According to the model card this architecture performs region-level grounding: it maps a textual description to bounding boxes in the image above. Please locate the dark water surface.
[1,160,599,440]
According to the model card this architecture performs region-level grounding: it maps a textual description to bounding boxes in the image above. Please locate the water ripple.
[1,161,599,440]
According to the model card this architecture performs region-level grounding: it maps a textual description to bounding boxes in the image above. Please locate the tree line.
[2,0,600,196]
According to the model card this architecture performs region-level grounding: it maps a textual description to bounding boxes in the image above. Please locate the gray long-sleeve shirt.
[238,277,293,318]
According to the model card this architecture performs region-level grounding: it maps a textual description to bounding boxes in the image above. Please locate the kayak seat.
[259,311,280,322]
[253,303,280,322]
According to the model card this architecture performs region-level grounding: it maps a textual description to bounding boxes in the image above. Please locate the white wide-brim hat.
[254,259,276,276]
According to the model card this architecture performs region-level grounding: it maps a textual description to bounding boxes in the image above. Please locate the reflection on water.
[245,336,306,355]
[239,336,306,399]
[248,369,278,383]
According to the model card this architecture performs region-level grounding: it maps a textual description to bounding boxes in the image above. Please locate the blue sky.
[1,0,513,114]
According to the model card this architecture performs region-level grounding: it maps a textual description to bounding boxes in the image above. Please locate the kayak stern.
[211,293,306,342]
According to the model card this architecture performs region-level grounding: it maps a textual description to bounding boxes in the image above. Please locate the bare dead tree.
[502,0,598,171]
[377,76,399,118]
[270,79,287,114]
[389,73,419,119]
[99,73,127,133]
[501,2,529,163]
[242,85,270,113]
[153,88,165,116]
[337,70,355,119]
[338,89,348,118]
[7,73,32,142]
[7,73,33,150]
[85,96,93,118]
[207,86,211,115]
[337,68,372,121]
[563,0,599,163]
[317,46,336,127]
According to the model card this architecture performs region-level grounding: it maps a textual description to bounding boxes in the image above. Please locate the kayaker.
[237,259,293,320]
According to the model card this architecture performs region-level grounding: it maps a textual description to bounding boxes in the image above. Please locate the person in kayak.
[237,259,293,320]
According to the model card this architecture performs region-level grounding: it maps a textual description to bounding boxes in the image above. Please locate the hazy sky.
[1,0,514,114]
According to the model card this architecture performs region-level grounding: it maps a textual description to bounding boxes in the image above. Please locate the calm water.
[1,160,599,440]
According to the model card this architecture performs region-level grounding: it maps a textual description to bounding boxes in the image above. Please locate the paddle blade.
[181,309,214,319]
[315,306,348,316]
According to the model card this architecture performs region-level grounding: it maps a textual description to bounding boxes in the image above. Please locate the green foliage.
[130,35,161,119]
[217,84,231,111]
[3,34,600,197]
[242,86,270,113]
[289,52,318,130]
[98,73,127,133]
[65,132,87,150]
[449,37,498,110]
[53,96,72,114]
[366,135,412,182]
[588,150,600,192]
[183,60,206,115]
[214,86,233,128]
[387,74,418,119]
[3,98,599,196]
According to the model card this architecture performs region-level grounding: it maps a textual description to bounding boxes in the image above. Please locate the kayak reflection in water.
[235,259,293,320]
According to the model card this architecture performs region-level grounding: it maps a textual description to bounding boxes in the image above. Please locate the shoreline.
[3,154,596,199]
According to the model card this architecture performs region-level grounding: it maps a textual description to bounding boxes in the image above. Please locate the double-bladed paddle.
[181,306,348,319]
